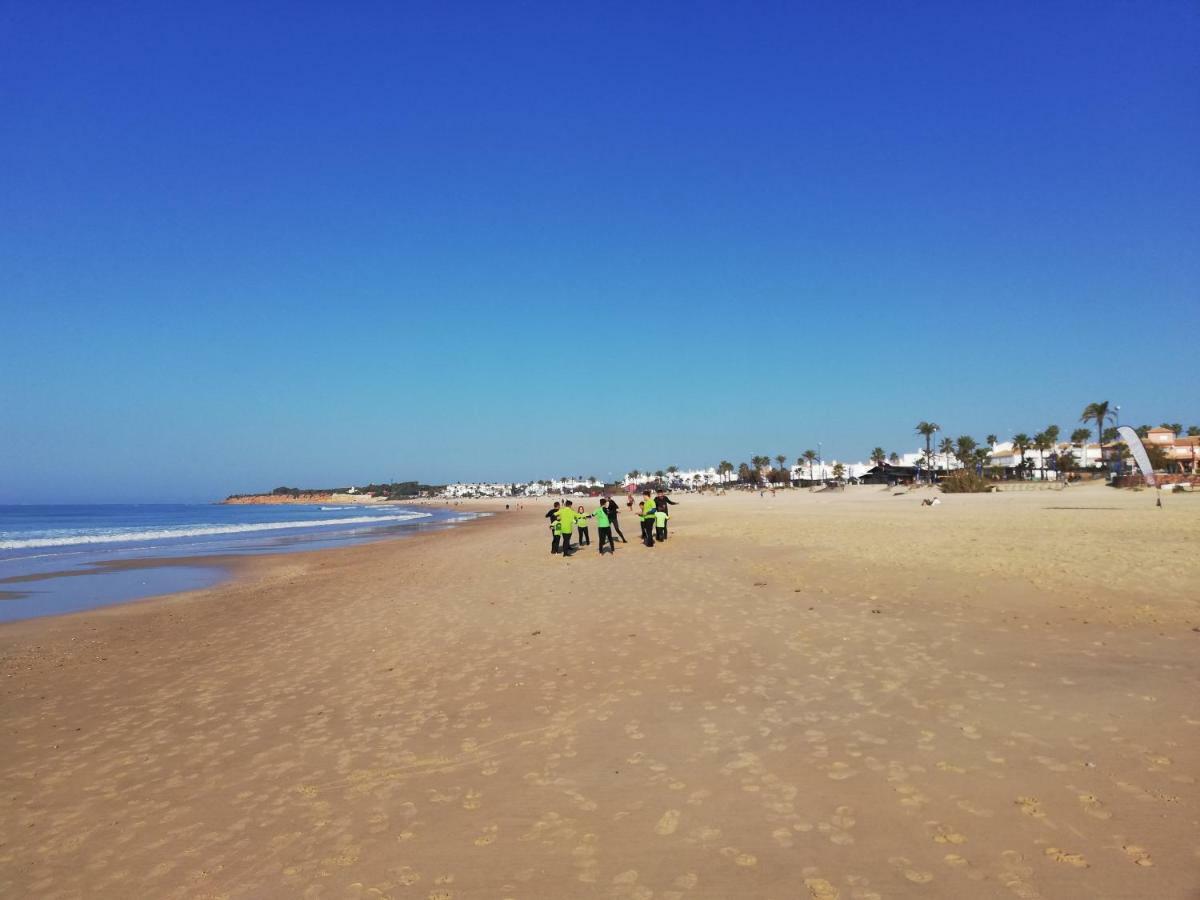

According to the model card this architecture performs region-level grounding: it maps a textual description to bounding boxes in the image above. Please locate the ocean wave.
[0,512,433,550]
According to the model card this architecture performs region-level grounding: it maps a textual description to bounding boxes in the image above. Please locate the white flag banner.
[1117,426,1157,487]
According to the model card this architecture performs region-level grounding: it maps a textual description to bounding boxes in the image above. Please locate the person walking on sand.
[654,489,677,540]
[639,490,657,547]
[604,495,628,543]
[593,499,615,554]
[575,504,591,546]
[556,502,580,557]
[546,501,562,554]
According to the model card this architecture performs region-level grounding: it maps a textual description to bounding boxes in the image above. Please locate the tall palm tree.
[1080,401,1114,465]
[938,436,955,472]
[803,449,817,483]
[986,433,998,447]
[717,460,734,482]
[871,447,886,467]
[775,454,787,478]
[1012,433,1031,479]
[955,435,978,471]
[628,469,640,483]
[737,462,754,485]
[916,421,940,474]
[1032,431,1051,480]
[888,452,900,464]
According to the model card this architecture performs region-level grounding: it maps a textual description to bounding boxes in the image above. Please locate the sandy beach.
[2,484,1197,899]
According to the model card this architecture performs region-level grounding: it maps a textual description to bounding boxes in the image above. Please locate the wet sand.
[1,485,1198,898]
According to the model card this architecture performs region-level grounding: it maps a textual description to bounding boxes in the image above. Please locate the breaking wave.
[0,512,433,550]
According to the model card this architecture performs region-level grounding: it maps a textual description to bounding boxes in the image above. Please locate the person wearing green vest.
[654,505,668,541]
[592,500,614,554]
[575,504,591,546]
[639,490,657,547]
[556,503,580,557]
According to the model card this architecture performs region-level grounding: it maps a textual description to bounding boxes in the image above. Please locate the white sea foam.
[0,512,433,550]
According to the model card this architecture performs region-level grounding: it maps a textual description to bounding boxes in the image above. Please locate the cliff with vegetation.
[223,483,442,504]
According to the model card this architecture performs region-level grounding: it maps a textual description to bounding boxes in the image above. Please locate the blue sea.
[0,503,475,623]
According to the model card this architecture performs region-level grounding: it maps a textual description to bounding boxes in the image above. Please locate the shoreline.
[2,490,1196,898]
[0,502,496,625]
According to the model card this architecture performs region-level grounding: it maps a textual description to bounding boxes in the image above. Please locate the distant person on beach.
[575,504,591,546]
[654,489,677,540]
[639,490,657,546]
[593,499,615,554]
[546,501,562,554]
[556,503,580,557]
[604,496,628,543]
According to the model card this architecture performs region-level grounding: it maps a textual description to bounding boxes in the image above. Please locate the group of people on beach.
[546,489,677,557]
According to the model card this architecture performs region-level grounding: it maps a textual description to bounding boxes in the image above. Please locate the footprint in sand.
[927,822,967,845]
[1122,844,1153,866]
[1015,796,1046,818]
[888,856,934,884]
[719,847,758,866]
[1076,793,1112,820]
[804,877,840,899]
[655,809,681,835]
[1043,846,1088,867]
[996,850,1043,898]
[826,761,858,781]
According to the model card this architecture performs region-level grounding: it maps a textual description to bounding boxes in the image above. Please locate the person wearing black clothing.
[604,496,627,543]
[654,490,677,540]
[545,501,562,554]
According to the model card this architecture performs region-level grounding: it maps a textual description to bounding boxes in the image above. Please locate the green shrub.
[939,472,994,493]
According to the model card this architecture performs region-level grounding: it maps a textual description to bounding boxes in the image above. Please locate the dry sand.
[2,484,1198,899]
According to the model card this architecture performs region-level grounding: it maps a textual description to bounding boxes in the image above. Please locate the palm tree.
[737,462,754,485]
[916,421,940,475]
[1080,401,1114,465]
[871,447,886,467]
[938,437,955,473]
[628,469,640,483]
[1032,431,1051,480]
[832,462,845,481]
[1012,433,1031,479]
[803,449,817,484]
[666,465,678,475]
[954,435,978,471]
[986,434,998,447]
[888,452,900,464]
[774,455,787,480]
[717,460,734,482]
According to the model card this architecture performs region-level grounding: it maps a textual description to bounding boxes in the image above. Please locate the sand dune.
[1,485,1197,898]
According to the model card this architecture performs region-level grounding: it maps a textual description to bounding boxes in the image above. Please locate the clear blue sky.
[2,2,1197,502]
